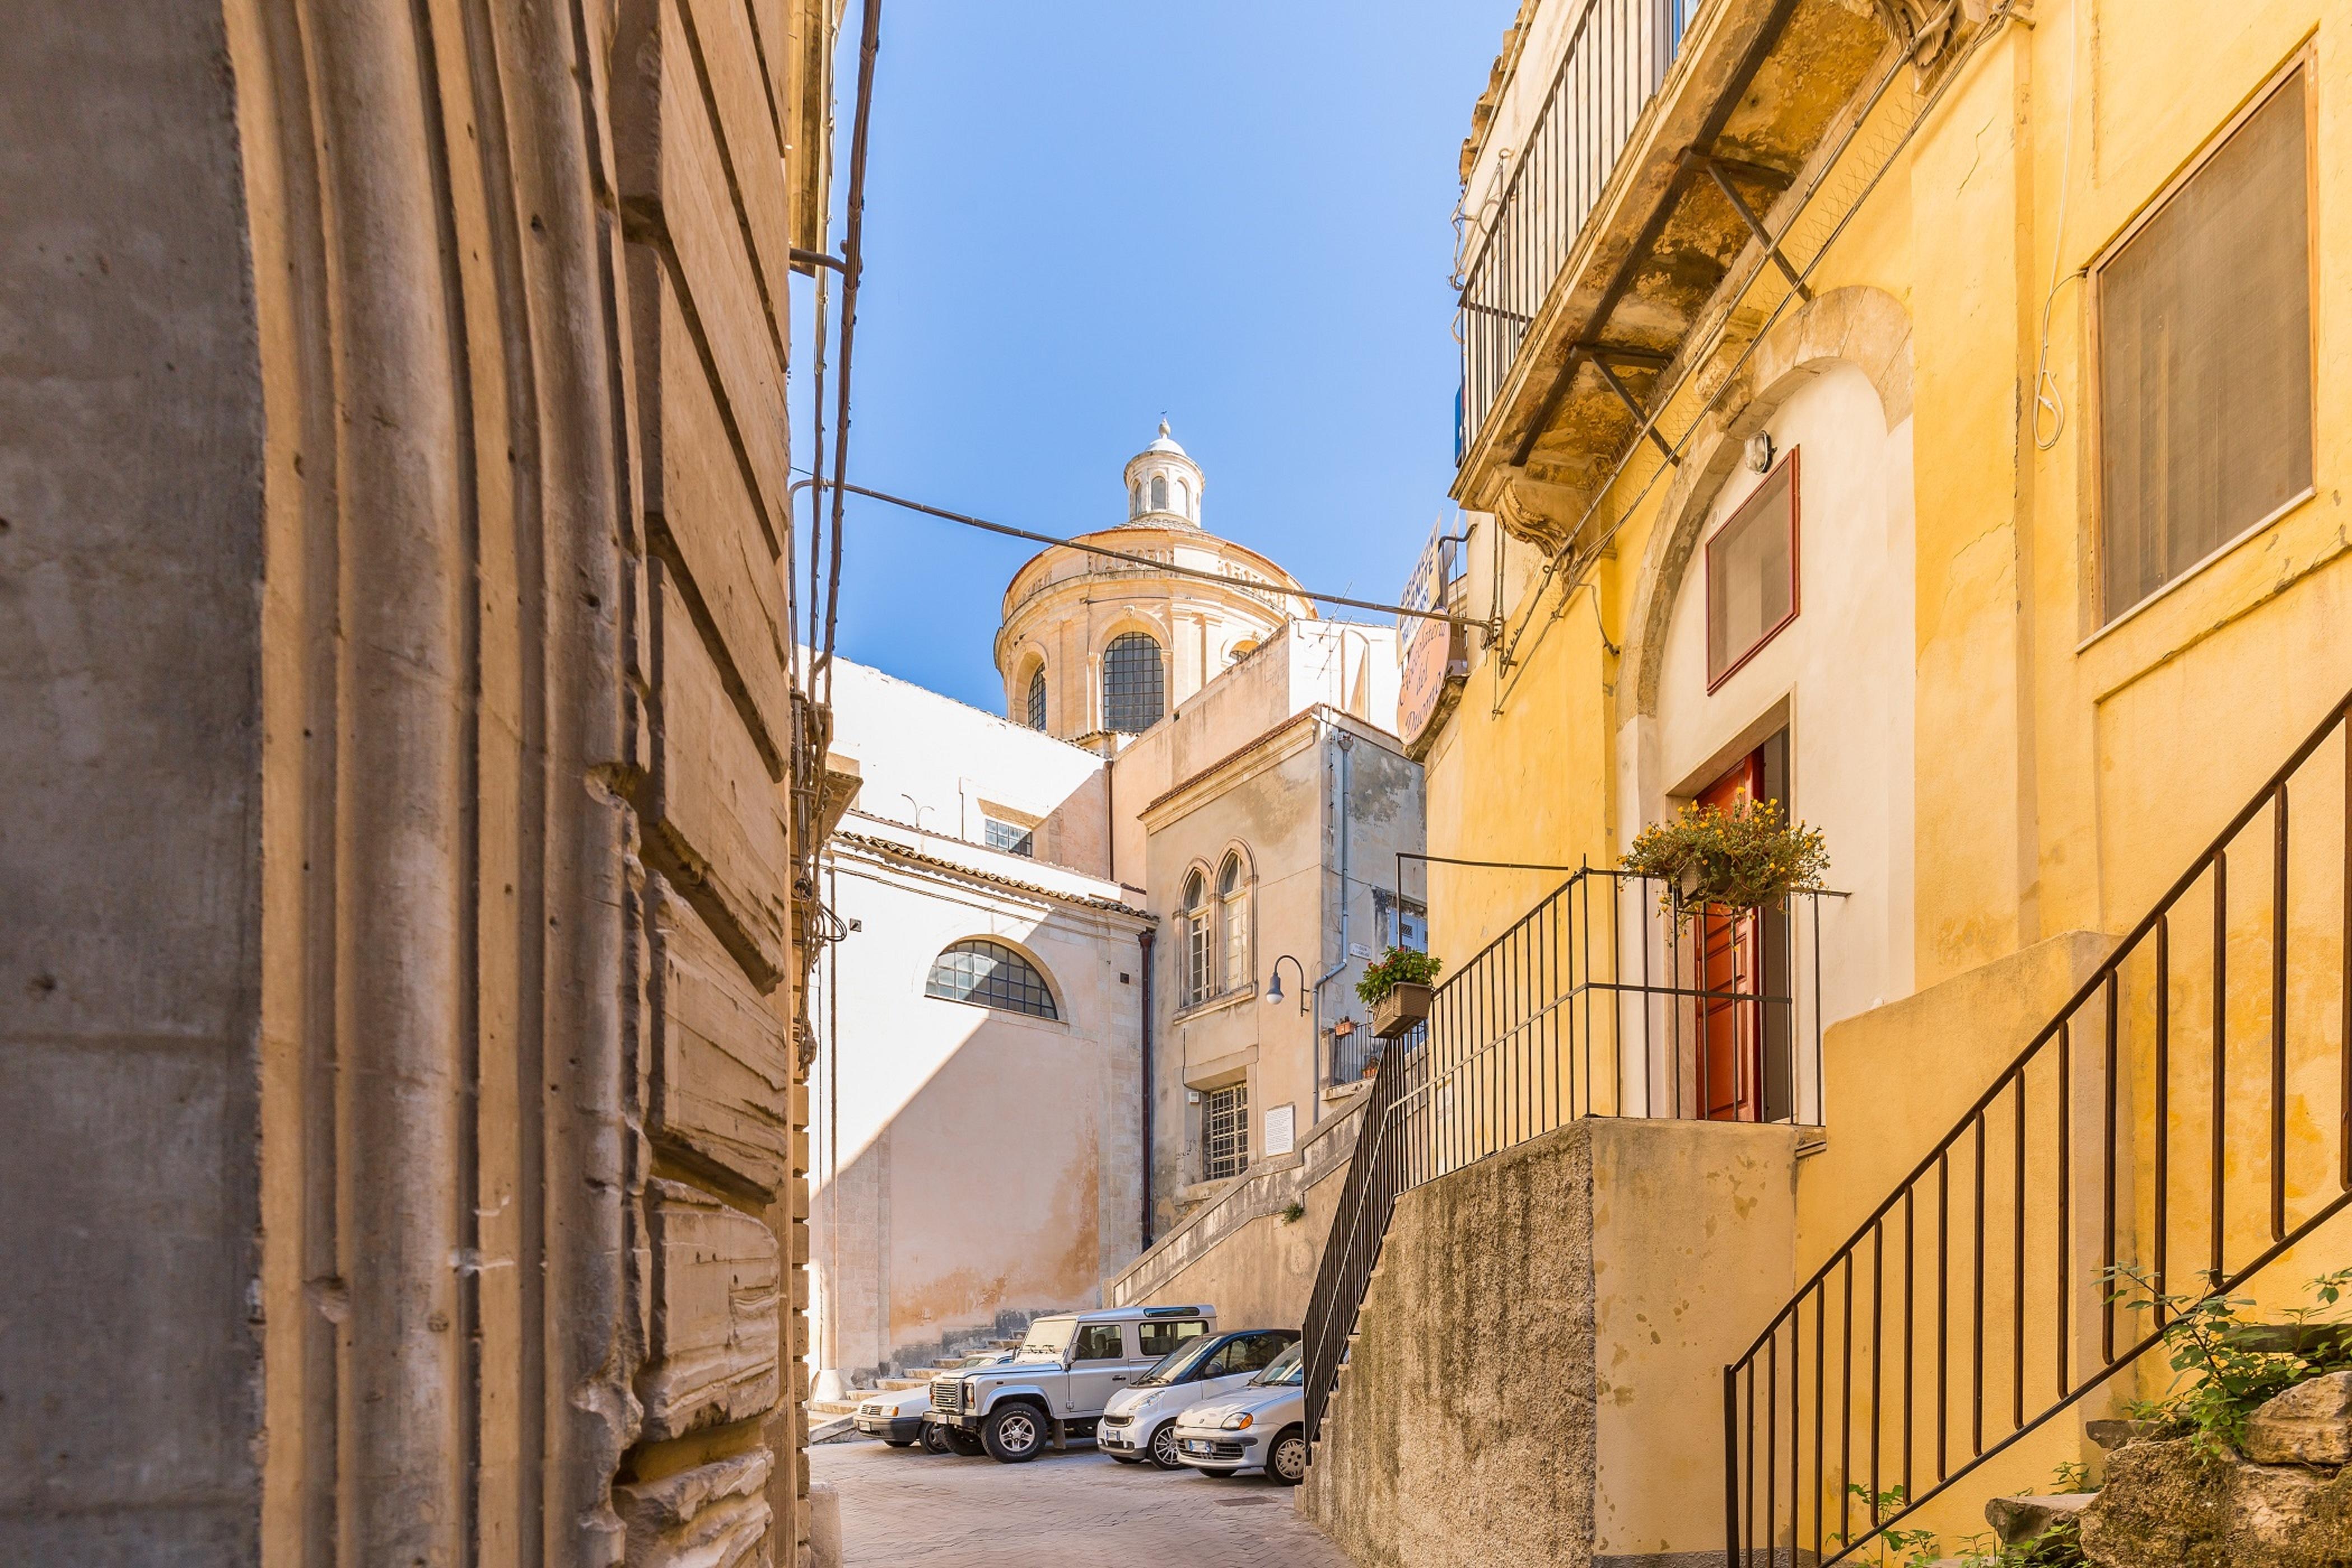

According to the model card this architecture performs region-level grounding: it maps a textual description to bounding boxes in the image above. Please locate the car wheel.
[1195,1467,1239,1479]
[919,1424,951,1455]
[942,1426,985,1457]
[1147,1422,1184,1471]
[1267,1426,1309,1486]
[982,1403,1048,1463]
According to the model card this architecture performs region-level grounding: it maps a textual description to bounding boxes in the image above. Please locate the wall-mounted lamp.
[1265,954,1309,1013]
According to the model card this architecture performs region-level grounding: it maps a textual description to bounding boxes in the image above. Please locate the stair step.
[878,1377,928,1390]
[1985,1492,2097,1546]
[808,1399,864,1417]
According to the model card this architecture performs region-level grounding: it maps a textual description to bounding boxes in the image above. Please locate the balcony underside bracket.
[1579,347,1679,468]
[1688,152,1814,304]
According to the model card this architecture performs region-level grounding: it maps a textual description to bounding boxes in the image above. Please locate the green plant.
[2048,1459,2095,1494]
[1355,946,1441,1006]
[1835,1483,1942,1567]
[2104,1262,2352,1460]
[1278,1201,1306,1225]
[1951,1518,2086,1566]
[1622,796,1830,912]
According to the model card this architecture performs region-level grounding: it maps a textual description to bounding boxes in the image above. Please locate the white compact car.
[854,1351,1013,1451]
[1169,1338,1311,1484]
[1097,1328,1297,1469]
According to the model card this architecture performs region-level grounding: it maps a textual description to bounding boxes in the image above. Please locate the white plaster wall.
[1642,360,1917,1036]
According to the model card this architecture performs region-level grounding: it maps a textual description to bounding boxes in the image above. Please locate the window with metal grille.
[1217,853,1249,993]
[925,939,1057,1019]
[1025,666,1046,730]
[1102,632,1165,734]
[1706,450,1799,689]
[1180,870,1212,1004]
[1202,1082,1248,1181]
[982,819,1034,858]
[2097,67,2312,622]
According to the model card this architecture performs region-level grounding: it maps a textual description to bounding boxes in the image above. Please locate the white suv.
[930,1306,1215,1462]
[1098,1328,1297,1469]
[1170,1338,1311,1484]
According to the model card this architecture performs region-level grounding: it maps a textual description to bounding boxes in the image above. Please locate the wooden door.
[1695,751,1763,1121]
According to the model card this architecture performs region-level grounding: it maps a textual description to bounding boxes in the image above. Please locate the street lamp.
[1265,954,1308,1012]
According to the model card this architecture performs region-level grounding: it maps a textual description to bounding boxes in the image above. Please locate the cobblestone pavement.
[813,1436,1355,1566]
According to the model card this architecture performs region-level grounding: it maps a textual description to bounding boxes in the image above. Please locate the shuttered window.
[2098,68,2312,622]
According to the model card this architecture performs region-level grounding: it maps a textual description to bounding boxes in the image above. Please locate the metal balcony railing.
[1302,866,1836,1443]
[1723,688,2352,1566]
[1456,0,1703,459]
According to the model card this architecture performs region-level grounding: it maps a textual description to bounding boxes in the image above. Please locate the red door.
[1695,751,1763,1121]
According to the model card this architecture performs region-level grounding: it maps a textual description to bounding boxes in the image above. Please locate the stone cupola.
[1123,419,1205,526]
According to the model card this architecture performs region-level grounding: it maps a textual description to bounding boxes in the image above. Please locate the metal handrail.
[1723,688,2352,1566]
[1456,0,1701,456]
[1302,865,1836,1443]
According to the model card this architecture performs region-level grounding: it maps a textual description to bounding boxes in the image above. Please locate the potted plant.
[1622,797,1829,914]
[1357,946,1443,1039]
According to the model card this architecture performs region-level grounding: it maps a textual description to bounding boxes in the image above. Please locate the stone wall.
[1,1,837,1562]
[1300,1118,1799,1568]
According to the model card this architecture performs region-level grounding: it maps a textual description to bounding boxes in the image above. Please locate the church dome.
[1123,419,1204,526]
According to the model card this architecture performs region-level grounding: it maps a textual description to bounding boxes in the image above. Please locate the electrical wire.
[2032,0,2084,452]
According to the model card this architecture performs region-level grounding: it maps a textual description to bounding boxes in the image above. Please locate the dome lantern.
[1122,419,1205,526]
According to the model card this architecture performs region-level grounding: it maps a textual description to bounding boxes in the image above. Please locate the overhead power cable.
[823,478,1495,633]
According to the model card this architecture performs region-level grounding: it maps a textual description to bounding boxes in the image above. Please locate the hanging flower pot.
[1371,982,1432,1040]
[1625,797,1830,914]
[1358,946,1442,1039]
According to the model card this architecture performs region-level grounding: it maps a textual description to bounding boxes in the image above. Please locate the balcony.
[1452,0,1938,545]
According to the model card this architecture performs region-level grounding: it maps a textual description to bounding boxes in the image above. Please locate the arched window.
[1101,632,1165,733]
[1130,480,1143,519]
[1025,665,1047,730]
[926,939,1058,1019]
[1150,473,1169,513]
[1180,871,1212,1005]
[1174,477,1191,518]
[1217,852,1249,992]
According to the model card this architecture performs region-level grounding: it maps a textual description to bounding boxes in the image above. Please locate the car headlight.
[1220,1412,1253,1431]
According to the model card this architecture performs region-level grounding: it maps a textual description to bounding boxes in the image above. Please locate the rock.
[2088,1418,2166,1450]
[2078,1436,2352,1567]
[1986,1491,2096,1546]
[2244,1370,2352,1467]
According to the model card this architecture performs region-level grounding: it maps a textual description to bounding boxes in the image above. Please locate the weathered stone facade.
[0,0,842,1561]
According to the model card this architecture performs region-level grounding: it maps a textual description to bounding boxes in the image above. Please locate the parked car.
[929,1305,1216,1463]
[1170,1338,1310,1484]
[855,1351,1014,1449]
[1098,1327,1298,1469]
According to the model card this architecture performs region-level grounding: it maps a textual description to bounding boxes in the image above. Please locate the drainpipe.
[1138,926,1155,1248]
[1311,721,1355,1124]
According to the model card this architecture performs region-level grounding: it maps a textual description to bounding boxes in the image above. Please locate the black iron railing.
[1724,689,2352,1566]
[1301,867,1836,1443]
[1457,0,1703,456]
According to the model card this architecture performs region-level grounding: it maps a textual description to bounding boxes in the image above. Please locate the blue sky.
[803,1,1511,712]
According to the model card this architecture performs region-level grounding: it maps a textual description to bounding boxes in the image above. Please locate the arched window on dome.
[1150,474,1169,514]
[1130,479,1143,519]
[1174,477,1190,517]
[1217,851,1250,994]
[926,939,1059,1019]
[1101,632,1165,734]
[1025,665,1047,730]
[1179,870,1212,1005]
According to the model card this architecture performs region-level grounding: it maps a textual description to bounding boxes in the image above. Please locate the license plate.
[1183,1439,1210,1454]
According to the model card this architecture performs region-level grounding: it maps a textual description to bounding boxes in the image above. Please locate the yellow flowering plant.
[1622,797,1829,912]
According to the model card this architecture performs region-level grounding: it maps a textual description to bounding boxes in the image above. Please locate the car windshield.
[1134,1335,1222,1387]
[1016,1318,1075,1360]
[1251,1341,1306,1387]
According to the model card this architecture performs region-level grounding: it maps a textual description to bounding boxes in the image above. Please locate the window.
[1025,666,1046,730]
[1226,1332,1291,1375]
[926,939,1058,1019]
[2097,68,2312,622]
[1137,1317,1208,1359]
[982,818,1034,858]
[1217,853,1249,992]
[1130,480,1143,519]
[1102,632,1165,733]
[1384,897,1429,953]
[1202,1081,1248,1180]
[1072,1323,1126,1362]
[1150,474,1169,513]
[1180,870,1212,1005]
[1174,477,1191,517]
[1706,449,1799,688]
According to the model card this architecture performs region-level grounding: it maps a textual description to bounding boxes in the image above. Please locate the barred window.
[1102,632,1165,734]
[1025,666,1047,730]
[1202,1082,1249,1181]
[926,939,1057,1019]
[2098,67,2313,620]
[982,819,1034,858]
[1180,870,1212,1005]
[1217,853,1249,994]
